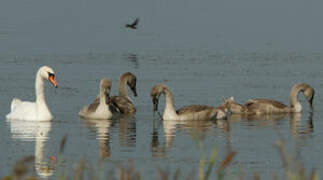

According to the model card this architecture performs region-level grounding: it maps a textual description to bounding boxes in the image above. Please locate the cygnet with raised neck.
[6,66,58,121]
[222,83,314,114]
[110,72,137,114]
[150,84,226,120]
[79,78,113,119]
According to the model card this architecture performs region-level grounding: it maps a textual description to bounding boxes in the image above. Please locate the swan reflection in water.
[81,118,112,159]
[81,114,136,159]
[8,120,54,178]
[150,112,314,156]
[151,118,230,157]
[289,112,313,137]
[227,112,314,137]
[118,115,136,148]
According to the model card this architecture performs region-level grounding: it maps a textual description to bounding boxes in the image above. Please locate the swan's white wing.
[6,101,38,120]
[10,98,22,111]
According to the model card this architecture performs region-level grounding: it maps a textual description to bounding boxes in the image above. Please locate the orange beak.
[48,75,58,88]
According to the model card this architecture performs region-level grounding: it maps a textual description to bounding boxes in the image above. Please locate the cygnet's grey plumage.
[221,83,314,114]
[79,78,113,119]
[110,72,137,114]
[150,84,227,120]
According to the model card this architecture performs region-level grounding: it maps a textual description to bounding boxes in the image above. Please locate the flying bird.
[125,18,139,29]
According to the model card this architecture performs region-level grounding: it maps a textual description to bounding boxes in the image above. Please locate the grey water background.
[1,0,323,179]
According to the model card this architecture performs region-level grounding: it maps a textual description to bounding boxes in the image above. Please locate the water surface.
[0,51,323,179]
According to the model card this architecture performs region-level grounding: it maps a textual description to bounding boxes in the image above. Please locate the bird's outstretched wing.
[131,18,139,26]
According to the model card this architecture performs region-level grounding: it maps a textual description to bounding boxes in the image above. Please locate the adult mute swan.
[222,83,314,114]
[79,78,113,120]
[150,84,227,121]
[6,66,58,121]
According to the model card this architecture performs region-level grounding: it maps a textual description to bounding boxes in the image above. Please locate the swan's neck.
[290,85,303,112]
[118,77,128,97]
[36,73,45,102]
[163,120,176,150]
[163,89,178,119]
[35,73,50,113]
[99,88,107,105]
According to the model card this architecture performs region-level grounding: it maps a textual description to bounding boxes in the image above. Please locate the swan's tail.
[10,98,22,111]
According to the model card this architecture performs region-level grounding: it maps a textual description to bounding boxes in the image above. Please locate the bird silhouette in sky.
[125,18,139,29]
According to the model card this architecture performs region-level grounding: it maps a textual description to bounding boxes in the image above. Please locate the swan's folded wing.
[246,99,288,109]
[176,105,214,115]
[109,96,135,114]
[87,102,99,113]
[10,98,22,111]
[244,98,289,114]
[79,103,97,118]
[7,101,38,120]
[91,96,120,114]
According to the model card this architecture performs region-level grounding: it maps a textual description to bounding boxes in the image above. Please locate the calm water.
[0,51,323,179]
[1,0,323,179]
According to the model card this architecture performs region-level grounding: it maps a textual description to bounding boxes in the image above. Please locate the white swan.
[79,78,113,120]
[6,66,58,121]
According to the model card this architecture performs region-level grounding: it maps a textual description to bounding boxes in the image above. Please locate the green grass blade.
[204,145,217,180]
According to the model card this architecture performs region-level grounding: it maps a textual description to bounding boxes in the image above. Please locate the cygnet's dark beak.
[131,87,137,97]
[309,98,313,111]
[105,90,110,100]
[152,97,158,112]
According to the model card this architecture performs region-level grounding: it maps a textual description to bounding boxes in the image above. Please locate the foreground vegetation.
[1,136,319,180]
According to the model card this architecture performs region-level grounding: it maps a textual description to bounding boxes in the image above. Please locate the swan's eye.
[48,72,55,78]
